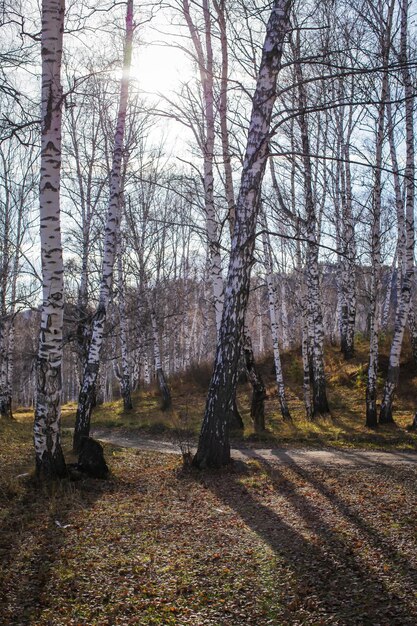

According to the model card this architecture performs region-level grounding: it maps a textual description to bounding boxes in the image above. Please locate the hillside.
[51,339,417,452]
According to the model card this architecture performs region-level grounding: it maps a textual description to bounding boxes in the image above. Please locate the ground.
[1,342,417,625]
[1,421,417,625]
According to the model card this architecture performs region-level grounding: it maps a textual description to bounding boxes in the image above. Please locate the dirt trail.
[92,428,417,468]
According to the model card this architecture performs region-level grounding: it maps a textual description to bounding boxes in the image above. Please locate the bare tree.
[33,0,66,478]
[193,0,292,468]
[380,0,415,425]
[73,0,134,451]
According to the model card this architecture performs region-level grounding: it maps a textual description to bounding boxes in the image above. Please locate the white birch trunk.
[280,279,290,350]
[293,29,329,416]
[341,128,357,359]
[301,314,312,419]
[143,352,151,386]
[380,0,415,424]
[131,348,140,392]
[194,0,291,468]
[214,0,264,428]
[33,0,66,477]
[4,197,23,418]
[260,210,291,421]
[182,0,224,334]
[214,0,236,232]
[408,307,417,370]
[381,252,397,331]
[73,0,134,451]
[257,294,264,355]
[0,152,12,418]
[117,241,133,410]
[149,295,171,410]
[366,3,393,427]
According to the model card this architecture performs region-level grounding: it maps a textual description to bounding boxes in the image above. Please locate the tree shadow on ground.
[0,474,106,626]
[204,459,417,625]
[265,452,417,577]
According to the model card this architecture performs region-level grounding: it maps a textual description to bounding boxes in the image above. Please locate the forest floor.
[59,338,417,452]
[2,340,417,625]
[1,418,417,625]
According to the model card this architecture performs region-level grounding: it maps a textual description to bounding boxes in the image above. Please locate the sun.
[131,41,187,97]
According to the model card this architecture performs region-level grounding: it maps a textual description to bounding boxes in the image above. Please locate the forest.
[1,0,417,624]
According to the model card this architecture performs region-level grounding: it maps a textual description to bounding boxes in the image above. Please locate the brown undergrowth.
[0,425,416,625]
[49,340,417,452]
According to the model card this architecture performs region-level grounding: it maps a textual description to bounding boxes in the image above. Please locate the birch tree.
[379,0,415,425]
[193,0,292,468]
[33,0,67,478]
[181,0,224,333]
[62,73,109,381]
[291,24,329,416]
[260,208,291,421]
[365,0,393,428]
[0,139,33,419]
[115,233,133,411]
[73,0,134,451]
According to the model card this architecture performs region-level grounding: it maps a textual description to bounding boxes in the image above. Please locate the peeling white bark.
[293,28,329,416]
[366,1,393,427]
[147,289,172,410]
[260,210,291,421]
[34,0,66,477]
[194,0,292,468]
[117,245,133,410]
[73,0,134,451]
[380,0,415,425]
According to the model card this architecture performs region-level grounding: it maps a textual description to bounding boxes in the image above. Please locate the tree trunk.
[366,3,393,428]
[302,316,313,419]
[0,318,12,419]
[339,95,357,360]
[260,210,291,421]
[182,0,224,334]
[34,0,67,478]
[380,0,414,425]
[242,327,266,431]
[117,239,133,411]
[408,307,417,367]
[292,28,329,417]
[73,0,134,452]
[215,0,266,430]
[149,299,172,411]
[193,0,291,468]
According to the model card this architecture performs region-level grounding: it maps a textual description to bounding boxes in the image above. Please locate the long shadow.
[0,473,106,625]
[205,464,417,625]
[239,447,385,469]
[264,452,417,582]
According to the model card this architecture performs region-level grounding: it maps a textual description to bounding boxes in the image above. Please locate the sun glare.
[132,42,187,96]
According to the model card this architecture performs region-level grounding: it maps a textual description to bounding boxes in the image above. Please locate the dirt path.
[92,428,417,468]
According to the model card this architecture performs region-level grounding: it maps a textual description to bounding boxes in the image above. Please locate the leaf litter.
[0,442,417,625]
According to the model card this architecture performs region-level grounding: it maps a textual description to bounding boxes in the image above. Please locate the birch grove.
[0,0,416,476]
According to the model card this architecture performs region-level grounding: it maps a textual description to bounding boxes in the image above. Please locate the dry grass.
[0,426,417,625]
[2,336,417,625]
[51,339,417,452]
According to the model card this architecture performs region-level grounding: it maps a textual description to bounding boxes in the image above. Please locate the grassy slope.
[51,338,417,451]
